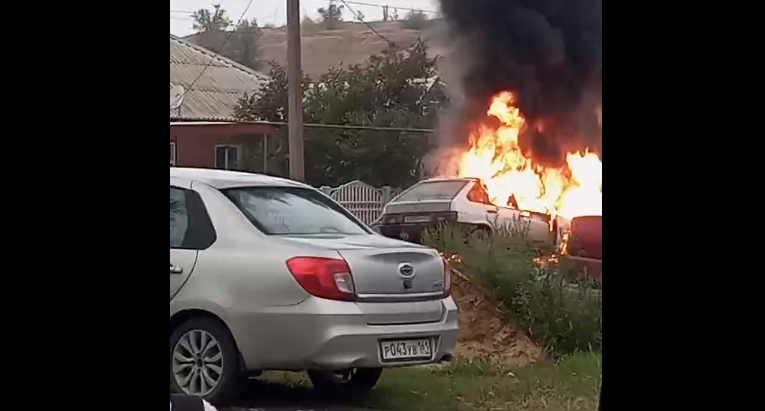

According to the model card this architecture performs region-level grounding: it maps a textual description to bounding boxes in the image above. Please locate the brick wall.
[170,122,274,169]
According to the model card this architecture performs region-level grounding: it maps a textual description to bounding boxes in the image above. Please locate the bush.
[423,222,602,356]
[401,10,430,30]
[514,271,602,355]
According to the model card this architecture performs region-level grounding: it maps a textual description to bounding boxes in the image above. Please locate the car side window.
[170,187,189,248]
[467,185,493,205]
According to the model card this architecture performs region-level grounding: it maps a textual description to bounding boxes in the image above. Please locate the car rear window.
[396,180,469,202]
[223,187,369,235]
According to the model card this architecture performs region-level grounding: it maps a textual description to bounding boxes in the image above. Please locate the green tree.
[191,4,231,32]
[235,40,443,188]
[317,3,344,29]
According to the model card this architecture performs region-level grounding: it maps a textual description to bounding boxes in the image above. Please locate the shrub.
[423,222,602,356]
[401,10,430,30]
[513,270,602,355]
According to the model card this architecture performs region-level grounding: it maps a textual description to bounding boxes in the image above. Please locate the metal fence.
[319,181,402,224]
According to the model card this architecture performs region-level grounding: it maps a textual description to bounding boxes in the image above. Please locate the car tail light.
[382,214,403,224]
[286,257,356,301]
[442,258,452,297]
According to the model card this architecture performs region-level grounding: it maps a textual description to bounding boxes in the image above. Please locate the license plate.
[380,339,433,362]
[404,215,430,223]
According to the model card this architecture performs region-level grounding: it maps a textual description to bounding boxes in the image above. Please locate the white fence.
[319,181,402,224]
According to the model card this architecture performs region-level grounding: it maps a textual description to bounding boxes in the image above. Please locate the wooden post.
[287,0,305,181]
[262,134,268,173]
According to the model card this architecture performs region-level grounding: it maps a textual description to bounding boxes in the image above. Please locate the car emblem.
[398,263,415,278]
[398,263,415,290]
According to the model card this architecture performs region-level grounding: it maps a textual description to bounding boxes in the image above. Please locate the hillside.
[451,269,542,366]
[186,20,459,85]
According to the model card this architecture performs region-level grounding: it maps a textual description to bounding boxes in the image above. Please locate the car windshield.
[395,180,469,202]
[223,187,369,235]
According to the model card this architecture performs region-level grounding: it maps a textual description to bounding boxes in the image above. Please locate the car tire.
[307,368,383,394]
[462,224,492,240]
[169,317,242,405]
[476,225,492,238]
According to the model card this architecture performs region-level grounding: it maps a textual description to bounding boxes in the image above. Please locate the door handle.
[486,209,498,214]
[170,264,183,275]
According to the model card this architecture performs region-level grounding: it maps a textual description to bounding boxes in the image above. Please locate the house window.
[215,145,239,170]
[170,142,176,166]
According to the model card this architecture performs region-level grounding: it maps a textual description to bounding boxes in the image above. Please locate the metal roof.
[170,34,270,121]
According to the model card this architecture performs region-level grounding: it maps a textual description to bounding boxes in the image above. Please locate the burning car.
[400,91,602,251]
[377,177,569,245]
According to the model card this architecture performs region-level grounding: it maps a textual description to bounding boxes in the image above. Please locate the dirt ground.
[450,270,543,367]
[256,21,457,83]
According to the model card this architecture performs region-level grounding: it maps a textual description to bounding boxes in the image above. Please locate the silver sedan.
[170,168,458,404]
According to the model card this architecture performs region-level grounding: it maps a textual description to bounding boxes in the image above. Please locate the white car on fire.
[377,178,569,245]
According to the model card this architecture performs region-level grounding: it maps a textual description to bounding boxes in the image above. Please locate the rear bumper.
[229,296,459,371]
[379,221,480,243]
[378,223,434,243]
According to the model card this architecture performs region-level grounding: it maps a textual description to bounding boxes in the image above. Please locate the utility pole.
[287,0,305,181]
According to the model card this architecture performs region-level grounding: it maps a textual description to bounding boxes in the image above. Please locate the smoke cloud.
[439,0,602,168]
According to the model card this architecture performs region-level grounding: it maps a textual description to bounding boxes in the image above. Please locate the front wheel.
[307,368,383,394]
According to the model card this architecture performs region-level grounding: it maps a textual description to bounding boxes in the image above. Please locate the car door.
[496,206,521,230]
[170,180,197,300]
[497,206,539,236]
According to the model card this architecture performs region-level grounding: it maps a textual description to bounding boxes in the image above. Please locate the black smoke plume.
[439,0,602,168]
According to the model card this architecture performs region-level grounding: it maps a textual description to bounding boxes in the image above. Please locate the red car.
[561,215,602,281]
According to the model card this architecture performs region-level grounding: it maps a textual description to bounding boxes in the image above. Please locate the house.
[170,34,273,169]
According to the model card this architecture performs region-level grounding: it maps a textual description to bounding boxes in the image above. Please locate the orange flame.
[456,92,602,220]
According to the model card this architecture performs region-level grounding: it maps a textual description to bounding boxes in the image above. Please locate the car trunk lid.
[383,200,453,215]
[279,234,447,302]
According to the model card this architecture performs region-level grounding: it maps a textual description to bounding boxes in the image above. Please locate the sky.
[170,0,442,37]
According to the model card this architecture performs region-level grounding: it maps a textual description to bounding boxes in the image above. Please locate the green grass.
[422,223,602,357]
[253,353,601,411]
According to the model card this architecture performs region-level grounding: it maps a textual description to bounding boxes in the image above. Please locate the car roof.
[415,177,479,184]
[170,167,309,190]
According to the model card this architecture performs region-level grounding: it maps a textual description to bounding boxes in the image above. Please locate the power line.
[170,120,435,133]
[169,10,194,14]
[339,1,440,15]
[338,0,395,46]
[184,0,256,93]
[271,121,434,133]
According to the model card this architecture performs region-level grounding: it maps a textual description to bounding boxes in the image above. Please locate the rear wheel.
[307,368,383,394]
[169,317,242,405]
[461,223,492,239]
